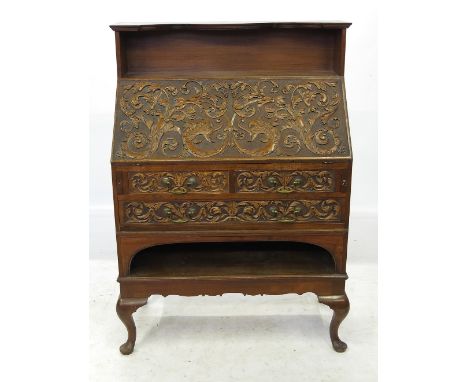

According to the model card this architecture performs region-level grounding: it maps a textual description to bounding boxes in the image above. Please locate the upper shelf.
[111,22,350,78]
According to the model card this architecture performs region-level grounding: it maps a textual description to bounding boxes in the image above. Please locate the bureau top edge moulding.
[110,22,353,355]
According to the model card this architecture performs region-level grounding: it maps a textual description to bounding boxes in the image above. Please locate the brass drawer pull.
[187,207,197,217]
[170,188,188,195]
[186,176,198,188]
[161,176,172,187]
[292,177,303,186]
[266,176,278,187]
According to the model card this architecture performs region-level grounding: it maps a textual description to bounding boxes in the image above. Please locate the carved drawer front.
[128,171,228,194]
[122,199,342,225]
[235,170,336,193]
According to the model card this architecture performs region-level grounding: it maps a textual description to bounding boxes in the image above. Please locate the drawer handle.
[187,207,197,217]
[162,208,187,223]
[279,218,295,223]
[281,206,303,222]
[186,176,198,188]
[170,188,188,195]
[161,176,172,187]
[292,177,303,186]
[267,176,279,187]
[161,175,197,194]
[269,205,302,222]
[277,187,293,194]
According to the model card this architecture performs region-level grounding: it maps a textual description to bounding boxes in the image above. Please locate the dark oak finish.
[111,22,352,355]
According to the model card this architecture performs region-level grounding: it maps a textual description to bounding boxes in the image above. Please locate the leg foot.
[116,296,148,355]
[318,294,350,352]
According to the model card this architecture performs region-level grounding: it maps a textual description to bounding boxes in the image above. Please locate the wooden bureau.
[110,22,352,355]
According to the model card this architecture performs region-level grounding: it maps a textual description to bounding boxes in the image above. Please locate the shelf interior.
[129,241,335,278]
[119,29,342,77]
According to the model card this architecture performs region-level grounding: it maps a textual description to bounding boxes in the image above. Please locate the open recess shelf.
[129,241,336,278]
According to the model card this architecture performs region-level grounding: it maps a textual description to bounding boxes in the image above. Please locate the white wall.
[89,0,377,257]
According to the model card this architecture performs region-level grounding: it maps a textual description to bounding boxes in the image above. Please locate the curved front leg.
[318,294,350,352]
[116,296,148,355]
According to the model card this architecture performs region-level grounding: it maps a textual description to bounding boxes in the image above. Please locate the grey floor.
[90,216,377,382]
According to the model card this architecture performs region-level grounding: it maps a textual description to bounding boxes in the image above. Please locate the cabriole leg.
[318,294,350,352]
[116,296,148,355]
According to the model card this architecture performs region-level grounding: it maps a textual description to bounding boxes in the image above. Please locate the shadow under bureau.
[110,22,353,355]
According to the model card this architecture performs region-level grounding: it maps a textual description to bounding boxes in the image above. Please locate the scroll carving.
[123,199,341,224]
[114,79,349,160]
[235,170,335,193]
[129,171,227,194]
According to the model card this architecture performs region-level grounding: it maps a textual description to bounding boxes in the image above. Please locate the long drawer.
[119,198,345,226]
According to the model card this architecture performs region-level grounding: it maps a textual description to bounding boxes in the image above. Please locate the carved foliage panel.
[129,171,227,194]
[123,199,342,225]
[235,170,335,193]
[113,78,350,160]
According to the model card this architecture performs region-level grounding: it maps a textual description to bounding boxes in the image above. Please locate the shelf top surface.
[110,21,352,32]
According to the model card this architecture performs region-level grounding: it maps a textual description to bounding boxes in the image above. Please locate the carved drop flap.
[112,79,350,161]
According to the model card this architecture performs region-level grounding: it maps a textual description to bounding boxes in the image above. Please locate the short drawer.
[234,170,337,193]
[121,198,343,226]
[127,171,228,195]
